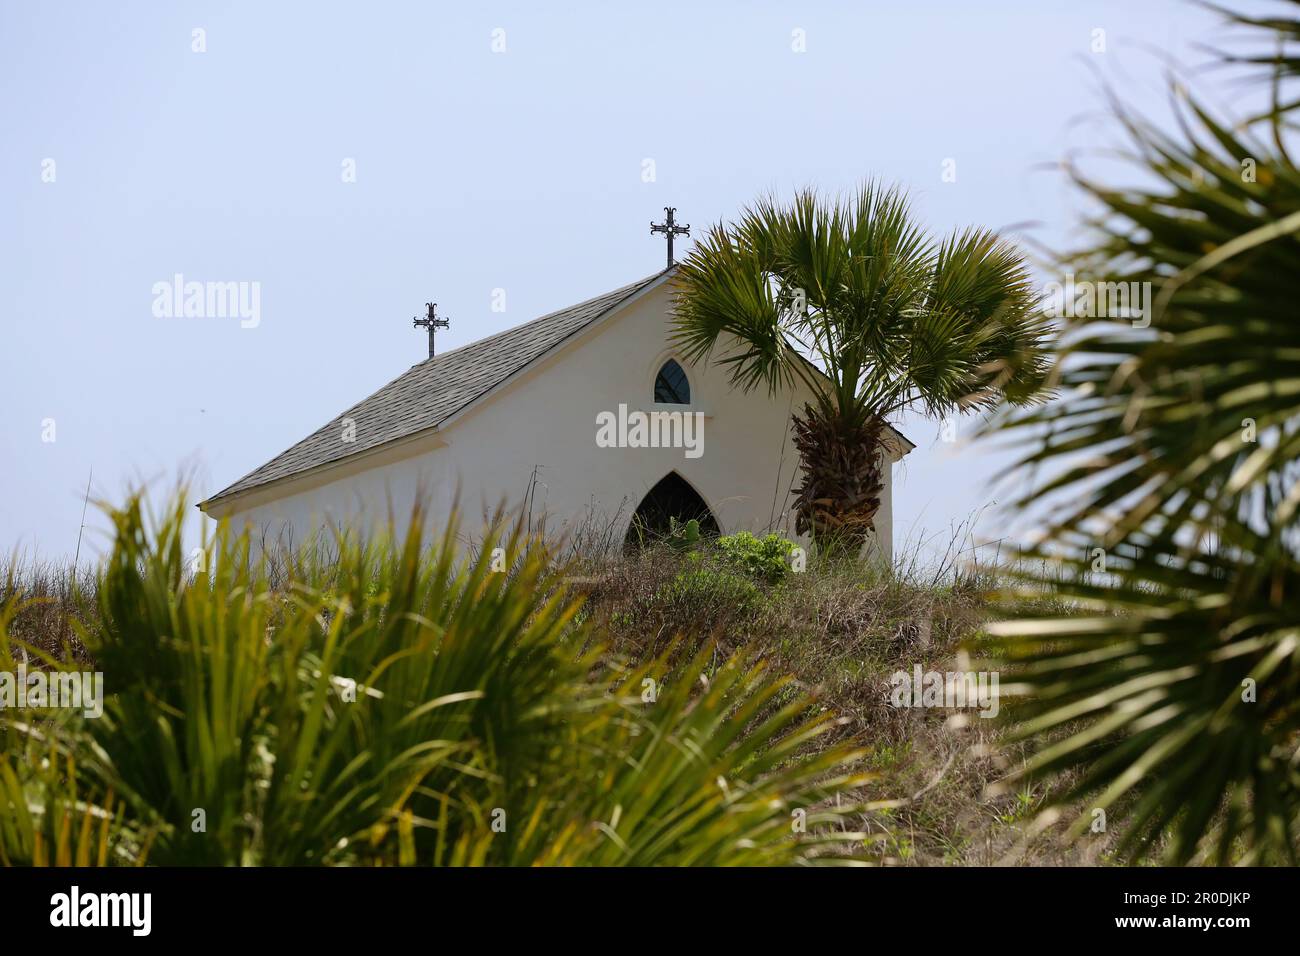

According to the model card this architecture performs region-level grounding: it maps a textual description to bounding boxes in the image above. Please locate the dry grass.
[0,558,96,666]
[558,538,1122,865]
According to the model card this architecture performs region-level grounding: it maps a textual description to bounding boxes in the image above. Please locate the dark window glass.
[654,359,690,404]
[624,471,720,551]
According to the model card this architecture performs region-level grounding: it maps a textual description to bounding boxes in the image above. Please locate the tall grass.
[571,534,1103,865]
[0,492,871,866]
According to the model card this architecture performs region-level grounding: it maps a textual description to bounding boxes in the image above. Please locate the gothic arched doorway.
[624,472,720,549]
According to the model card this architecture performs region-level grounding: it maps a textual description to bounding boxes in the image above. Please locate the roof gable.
[203,269,671,507]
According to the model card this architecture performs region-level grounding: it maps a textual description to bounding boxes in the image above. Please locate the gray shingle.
[204,269,671,505]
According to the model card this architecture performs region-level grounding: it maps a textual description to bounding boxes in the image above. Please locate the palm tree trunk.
[790,404,885,551]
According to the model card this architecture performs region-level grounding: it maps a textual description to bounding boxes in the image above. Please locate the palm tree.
[669,183,1051,549]
[988,2,1300,863]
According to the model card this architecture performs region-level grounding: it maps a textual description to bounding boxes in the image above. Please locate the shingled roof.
[202,268,674,507]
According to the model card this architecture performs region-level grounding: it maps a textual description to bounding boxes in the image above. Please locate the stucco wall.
[210,281,903,561]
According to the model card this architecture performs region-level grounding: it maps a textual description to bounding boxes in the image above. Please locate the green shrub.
[716,531,797,583]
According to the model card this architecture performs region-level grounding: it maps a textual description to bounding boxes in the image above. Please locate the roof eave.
[199,425,451,515]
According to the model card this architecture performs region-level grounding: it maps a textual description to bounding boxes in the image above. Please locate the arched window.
[654,359,690,404]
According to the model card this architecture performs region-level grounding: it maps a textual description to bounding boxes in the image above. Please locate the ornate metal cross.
[413,302,449,359]
[650,206,690,268]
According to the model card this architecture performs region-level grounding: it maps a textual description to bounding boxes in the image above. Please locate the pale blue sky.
[0,0,1280,565]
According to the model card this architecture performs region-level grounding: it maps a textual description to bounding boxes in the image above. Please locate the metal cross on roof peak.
[413,302,450,359]
[650,206,690,268]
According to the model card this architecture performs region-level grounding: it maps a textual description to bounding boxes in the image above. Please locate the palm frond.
[994,81,1300,553]
[1,490,871,866]
[987,517,1300,864]
[988,2,1300,866]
